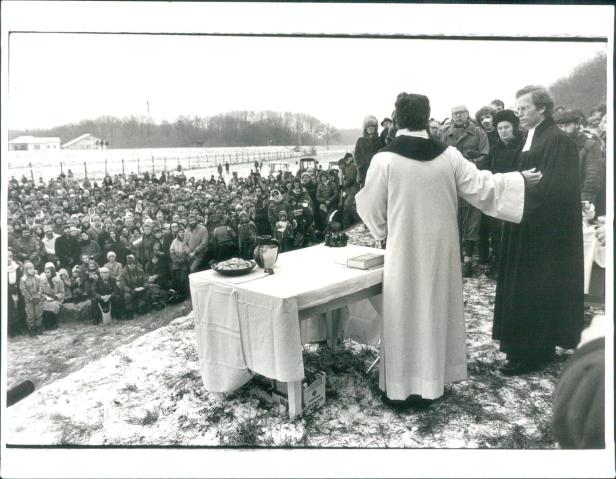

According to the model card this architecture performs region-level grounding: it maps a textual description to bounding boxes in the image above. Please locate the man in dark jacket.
[54,224,80,270]
[493,85,584,375]
[340,153,360,228]
[354,115,381,187]
[91,266,122,322]
[554,109,605,206]
[440,105,490,277]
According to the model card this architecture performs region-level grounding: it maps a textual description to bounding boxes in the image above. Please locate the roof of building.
[8,136,61,144]
[61,133,100,148]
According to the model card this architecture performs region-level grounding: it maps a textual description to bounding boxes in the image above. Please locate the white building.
[62,133,105,150]
[8,136,61,151]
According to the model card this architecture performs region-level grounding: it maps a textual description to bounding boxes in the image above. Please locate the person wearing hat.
[554,109,604,207]
[379,117,393,147]
[184,213,209,273]
[440,103,491,277]
[119,254,150,319]
[104,251,123,280]
[237,210,258,260]
[267,189,290,235]
[484,109,525,278]
[354,115,381,187]
[91,266,122,323]
[13,227,43,269]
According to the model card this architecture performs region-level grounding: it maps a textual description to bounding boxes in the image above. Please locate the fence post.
[29,162,34,181]
[164,157,167,172]
[105,158,108,175]
[84,162,88,179]
[60,161,63,175]
[188,156,191,169]
[122,159,125,175]
[152,156,155,173]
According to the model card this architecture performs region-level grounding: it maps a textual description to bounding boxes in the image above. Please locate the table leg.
[326,308,341,351]
[287,379,303,419]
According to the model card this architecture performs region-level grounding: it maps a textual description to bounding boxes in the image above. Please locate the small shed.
[8,136,61,151]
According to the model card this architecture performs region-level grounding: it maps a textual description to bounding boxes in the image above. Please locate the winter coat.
[91,276,120,301]
[119,265,147,292]
[79,239,103,265]
[573,131,604,203]
[20,274,43,303]
[170,237,190,270]
[488,135,524,174]
[55,234,80,267]
[183,224,209,256]
[316,180,339,211]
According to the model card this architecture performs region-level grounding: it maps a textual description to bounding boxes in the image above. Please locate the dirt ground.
[5,223,602,448]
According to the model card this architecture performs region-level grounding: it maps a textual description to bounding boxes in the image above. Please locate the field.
[7,145,354,182]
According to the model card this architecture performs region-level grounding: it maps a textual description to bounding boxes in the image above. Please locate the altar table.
[189,244,384,418]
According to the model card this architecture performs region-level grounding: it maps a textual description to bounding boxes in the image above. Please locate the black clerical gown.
[493,117,584,351]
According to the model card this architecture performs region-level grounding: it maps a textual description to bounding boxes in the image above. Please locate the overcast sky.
[4,3,611,131]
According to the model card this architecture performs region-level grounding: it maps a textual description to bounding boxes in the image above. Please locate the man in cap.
[184,213,209,273]
[554,109,604,207]
[354,115,381,187]
[440,104,490,277]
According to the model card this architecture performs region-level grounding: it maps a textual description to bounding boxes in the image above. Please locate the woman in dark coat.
[493,86,584,375]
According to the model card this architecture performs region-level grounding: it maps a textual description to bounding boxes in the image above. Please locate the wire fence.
[8,147,314,182]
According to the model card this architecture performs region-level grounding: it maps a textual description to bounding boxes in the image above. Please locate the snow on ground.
[5,224,602,448]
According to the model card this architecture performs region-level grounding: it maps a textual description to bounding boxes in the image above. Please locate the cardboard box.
[254,367,326,415]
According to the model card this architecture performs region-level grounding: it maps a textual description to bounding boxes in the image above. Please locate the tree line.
[9,111,342,149]
[550,52,607,115]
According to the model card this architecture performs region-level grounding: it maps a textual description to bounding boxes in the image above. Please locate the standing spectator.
[91,266,122,323]
[78,231,103,266]
[57,268,73,302]
[41,224,60,267]
[428,118,441,138]
[587,103,606,131]
[340,152,360,228]
[490,99,505,113]
[13,227,43,271]
[494,85,584,375]
[170,227,190,300]
[39,263,65,330]
[554,110,604,206]
[211,215,238,261]
[225,160,230,175]
[119,255,150,320]
[20,261,44,336]
[273,210,295,252]
[475,106,500,266]
[184,213,209,273]
[102,228,128,266]
[135,222,156,268]
[237,211,257,259]
[379,117,393,147]
[485,109,525,278]
[267,189,290,234]
[315,170,339,235]
[354,115,381,187]
[7,251,27,336]
[440,104,490,277]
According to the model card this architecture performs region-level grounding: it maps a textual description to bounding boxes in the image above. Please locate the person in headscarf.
[103,251,123,280]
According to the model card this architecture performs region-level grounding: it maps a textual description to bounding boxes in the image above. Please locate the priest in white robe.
[356,92,542,407]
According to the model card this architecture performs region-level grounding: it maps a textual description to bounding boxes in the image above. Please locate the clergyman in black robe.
[493,85,584,374]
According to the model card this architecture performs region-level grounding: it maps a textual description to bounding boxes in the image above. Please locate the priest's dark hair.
[490,99,505,109]
[515,85,554,118]
[394,93,431,131]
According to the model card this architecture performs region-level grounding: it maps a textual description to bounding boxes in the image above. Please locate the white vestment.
[356,130,524,400]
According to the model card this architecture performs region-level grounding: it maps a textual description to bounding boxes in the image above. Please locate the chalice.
[261,244,279,274]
